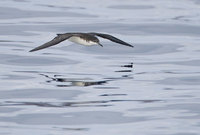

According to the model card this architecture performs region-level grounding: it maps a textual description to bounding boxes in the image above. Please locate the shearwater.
[29,32,133,52]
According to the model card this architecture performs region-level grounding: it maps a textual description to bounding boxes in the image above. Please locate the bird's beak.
[98,43,103,47]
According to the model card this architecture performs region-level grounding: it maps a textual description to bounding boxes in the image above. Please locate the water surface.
[0,0,200,135]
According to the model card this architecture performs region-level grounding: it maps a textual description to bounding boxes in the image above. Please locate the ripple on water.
[108,5,155,10]
[0,111,149,125]
[158,76,200,86]
[0,7,96,20]
[0,54,79,66]
[0,89,84,100]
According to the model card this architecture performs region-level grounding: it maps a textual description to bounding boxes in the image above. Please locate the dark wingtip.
[126,44,134,48]
[29,49,36,52]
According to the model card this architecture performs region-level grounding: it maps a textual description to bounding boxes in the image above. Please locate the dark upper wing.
[29,34,73,52]
[89,32,133,47]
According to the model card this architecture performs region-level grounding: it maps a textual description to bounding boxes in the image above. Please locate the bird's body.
[29,32,133,52]
[68,34,99,46]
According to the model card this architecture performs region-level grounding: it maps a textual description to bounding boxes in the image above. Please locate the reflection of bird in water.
[39,64,133,87]
[38,62,133,87]
[115,63,133,73]
[40,74,108,87]
[71,81,106,87]
[29,32,133,52]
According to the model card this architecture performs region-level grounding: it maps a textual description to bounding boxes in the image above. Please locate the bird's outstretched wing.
[89,32,133,47]
[29,34,73,52]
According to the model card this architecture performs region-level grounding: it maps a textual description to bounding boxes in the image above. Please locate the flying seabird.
[29,32,133,52]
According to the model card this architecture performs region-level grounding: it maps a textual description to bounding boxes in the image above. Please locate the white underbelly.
[68,36,97,46]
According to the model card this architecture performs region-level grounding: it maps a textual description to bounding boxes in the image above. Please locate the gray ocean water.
[0,0,200,135]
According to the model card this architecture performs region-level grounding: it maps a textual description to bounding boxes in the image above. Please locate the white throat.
[68,36,97,46]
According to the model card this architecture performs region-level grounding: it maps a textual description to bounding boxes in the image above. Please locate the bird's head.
[94,38,103,47]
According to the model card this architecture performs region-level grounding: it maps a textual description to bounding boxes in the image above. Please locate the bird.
[29,32,133,52]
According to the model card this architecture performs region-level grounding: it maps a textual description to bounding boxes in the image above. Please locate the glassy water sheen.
[0,0,200,135]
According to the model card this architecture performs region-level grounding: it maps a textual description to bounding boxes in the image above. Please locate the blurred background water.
[0,0,200,135]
